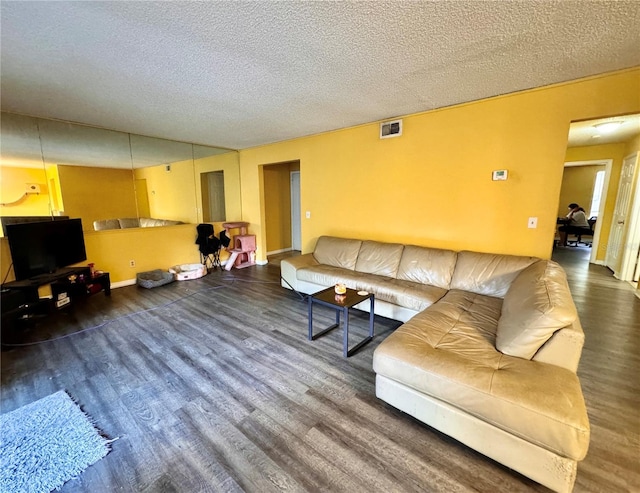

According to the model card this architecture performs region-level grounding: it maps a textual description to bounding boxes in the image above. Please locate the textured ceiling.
[2,1,640,149]
[567,114,640,148]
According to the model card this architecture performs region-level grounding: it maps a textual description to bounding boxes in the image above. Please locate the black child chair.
[195,224,221,270]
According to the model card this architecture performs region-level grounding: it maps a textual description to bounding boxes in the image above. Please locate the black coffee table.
[307,286,375,357]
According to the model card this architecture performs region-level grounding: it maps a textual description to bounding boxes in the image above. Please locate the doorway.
[559,114,640,272]
[263,161,301,257]
[558,160,610,262]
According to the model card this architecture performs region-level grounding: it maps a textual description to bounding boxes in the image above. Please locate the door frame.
[563,159,613,264]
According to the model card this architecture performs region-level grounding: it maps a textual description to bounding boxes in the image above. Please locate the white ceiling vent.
[380,119,402,139]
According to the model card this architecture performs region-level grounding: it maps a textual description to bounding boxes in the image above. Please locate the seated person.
[558,203,592,246]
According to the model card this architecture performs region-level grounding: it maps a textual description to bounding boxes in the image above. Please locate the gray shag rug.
[0,390,112,493]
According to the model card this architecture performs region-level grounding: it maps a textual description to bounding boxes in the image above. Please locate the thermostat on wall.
[492,170,508,181]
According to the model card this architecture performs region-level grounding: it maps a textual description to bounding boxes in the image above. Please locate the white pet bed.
[170,263,207,281]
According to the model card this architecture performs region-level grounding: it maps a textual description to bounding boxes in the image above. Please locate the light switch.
[306,211,311,219]
[528,217,538,229]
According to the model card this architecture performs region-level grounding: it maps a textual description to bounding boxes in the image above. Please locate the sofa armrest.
[280,254,318,291]
[531,319,585,373]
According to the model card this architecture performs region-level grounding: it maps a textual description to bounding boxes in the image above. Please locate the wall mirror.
[0,112,240,235]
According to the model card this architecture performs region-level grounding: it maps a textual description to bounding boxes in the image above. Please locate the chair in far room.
[195,224,221,270]
[568,217,597,247]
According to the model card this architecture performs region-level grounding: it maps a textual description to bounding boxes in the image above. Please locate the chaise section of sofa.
[280,235,589,492]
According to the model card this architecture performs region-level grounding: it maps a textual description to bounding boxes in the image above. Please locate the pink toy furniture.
[222,221,256,270]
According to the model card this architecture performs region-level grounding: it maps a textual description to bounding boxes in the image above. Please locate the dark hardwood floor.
[1,247,638,492]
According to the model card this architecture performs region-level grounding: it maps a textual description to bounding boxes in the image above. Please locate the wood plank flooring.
[1,248,638,493]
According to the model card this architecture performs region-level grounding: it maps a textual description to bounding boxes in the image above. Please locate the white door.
[290,171,301,251]
[618,152,640,281]
[605,152,638,273]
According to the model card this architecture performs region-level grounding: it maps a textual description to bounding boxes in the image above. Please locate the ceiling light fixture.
[593,121,623,134]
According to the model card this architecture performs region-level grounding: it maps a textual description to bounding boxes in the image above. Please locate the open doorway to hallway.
[559,114,640,288]
[262,160,301,263]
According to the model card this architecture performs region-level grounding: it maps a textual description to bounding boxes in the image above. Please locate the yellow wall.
[58,165,138,229]
[0,166,51,223]
[564,143,627,261]
[239,68,640,261]
[134,159,197,223]
[557,165,605,218]
[83,224,200,283]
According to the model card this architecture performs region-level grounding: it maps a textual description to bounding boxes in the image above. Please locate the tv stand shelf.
[2,267,110,307]
[50,269,111,309]
[1,267,110,345]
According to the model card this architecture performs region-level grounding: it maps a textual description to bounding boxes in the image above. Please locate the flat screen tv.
[6,218,87,281]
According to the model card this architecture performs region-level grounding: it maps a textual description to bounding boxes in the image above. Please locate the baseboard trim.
[112,261,233,289]
[111,279,137,289]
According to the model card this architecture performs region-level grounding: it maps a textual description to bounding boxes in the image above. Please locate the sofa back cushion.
[496,260,578,360]
[93,219,121,231]
[118,217,140,229]
[140,217,183,227]
[313,236,362,270]
[396,245,458,289]
[354,241,404,277]
[450,251,538,298]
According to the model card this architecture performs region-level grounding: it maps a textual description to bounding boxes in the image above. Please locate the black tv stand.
[1,267,111,345]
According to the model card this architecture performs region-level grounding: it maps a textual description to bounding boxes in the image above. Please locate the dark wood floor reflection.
[1,248,638,492]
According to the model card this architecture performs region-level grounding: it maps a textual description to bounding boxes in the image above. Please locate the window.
[589,170,605,217]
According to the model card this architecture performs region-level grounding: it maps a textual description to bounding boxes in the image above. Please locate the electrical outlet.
[129,260,136,267]
[528,217,538,229]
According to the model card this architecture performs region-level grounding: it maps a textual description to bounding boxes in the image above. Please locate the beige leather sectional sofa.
[93,217,184,231]
[280,236,590,493]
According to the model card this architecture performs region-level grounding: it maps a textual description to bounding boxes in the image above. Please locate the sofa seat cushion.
[298,265,374,289]
[373,278,448,312]
[373,289,590,460]
[298,265,446,311]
